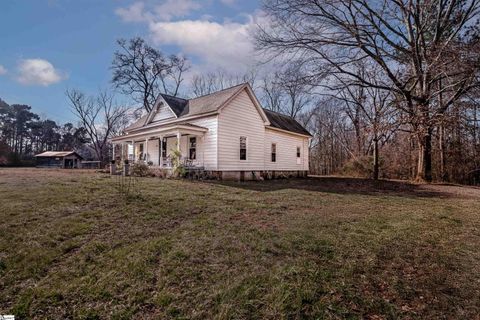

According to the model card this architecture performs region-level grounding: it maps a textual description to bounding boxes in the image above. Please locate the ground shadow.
[206,176,476,199]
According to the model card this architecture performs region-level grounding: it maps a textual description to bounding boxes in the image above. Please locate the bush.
[131,162,150,177]
[341,156,377,178]
[170,149,186,178]
[149,168,168,178]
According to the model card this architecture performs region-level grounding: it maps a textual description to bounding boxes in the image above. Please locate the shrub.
[170,149,186,178]
[149,168,168,178]
[341,156,384,178]
[131,162,150,177]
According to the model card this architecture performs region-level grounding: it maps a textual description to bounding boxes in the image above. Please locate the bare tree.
[66,89,128,165]
[112,37,188,113]
[279,62,315,119]
[260,75,284,112]
[190,69,257,97]
[309,99,354,175]
[334,70,399,179]
[160,54,189,97]
[259,61,316,120]
[256,0,480,181]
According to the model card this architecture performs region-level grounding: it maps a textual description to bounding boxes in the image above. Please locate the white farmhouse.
[112,83,311,180]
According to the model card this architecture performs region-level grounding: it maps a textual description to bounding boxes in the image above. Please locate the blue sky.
[0,0,261,123]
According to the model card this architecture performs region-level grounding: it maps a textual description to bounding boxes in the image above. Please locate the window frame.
[239,136,247,161]
[189,136,197,160]
[296,146,301,158]
[161,138,167,158]
[271,143,277,162]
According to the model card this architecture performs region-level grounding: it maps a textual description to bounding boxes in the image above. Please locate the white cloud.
[116,0,202,23]
[115,2,151,23]
[0,65,7,75]
[116,2,264,74]
[154,0,202,21]
[16,59,66,86]
[149,19,255,70]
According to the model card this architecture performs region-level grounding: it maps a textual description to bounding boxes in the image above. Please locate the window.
[139,143,144,160]
[240,136,247,160]
[189,137,196,160]
[271,143,276,162]
[296,146,302,164]
[161,138,167,158]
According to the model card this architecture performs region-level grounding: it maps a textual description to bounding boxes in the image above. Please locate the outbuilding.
[35,151,83,169]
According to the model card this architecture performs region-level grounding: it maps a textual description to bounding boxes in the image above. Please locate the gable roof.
[263,109,312,136]
[160,94,188,117]
[123,83,311,137]
[186,83,246,116]
[35,151,83,159]
[159,83,247,118]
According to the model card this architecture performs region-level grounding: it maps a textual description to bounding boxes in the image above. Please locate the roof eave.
[124,110,219,135]
[112,123,209,142]
[265,125,312,138]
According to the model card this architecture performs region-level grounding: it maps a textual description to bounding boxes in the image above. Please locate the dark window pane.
[161,139,167,158]
[240,149,247,160]
[189,137,196,160]
[240,136,247,160]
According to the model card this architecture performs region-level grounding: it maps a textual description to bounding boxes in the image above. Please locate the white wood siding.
[189,116,218,170]
[264,128,309,171]
[151,103,175,123]
[217,89,266,170]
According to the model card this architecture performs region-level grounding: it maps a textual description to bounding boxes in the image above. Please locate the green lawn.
[0,168,479,319]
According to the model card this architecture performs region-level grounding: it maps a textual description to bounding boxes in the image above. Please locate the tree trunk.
[416,129,433,182]
[439,123,448,181]
[373,137,379,180]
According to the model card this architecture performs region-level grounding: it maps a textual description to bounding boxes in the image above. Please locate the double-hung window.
[240,136,247,160]
[271,143,277,162]
[161,138,167,158]
[189,137,197,160]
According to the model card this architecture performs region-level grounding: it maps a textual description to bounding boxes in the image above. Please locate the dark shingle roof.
[263,109,312,136]
[160,94,188,117]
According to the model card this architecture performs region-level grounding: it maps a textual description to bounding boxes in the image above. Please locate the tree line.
[254,0,480,184]
[0,99,89,165]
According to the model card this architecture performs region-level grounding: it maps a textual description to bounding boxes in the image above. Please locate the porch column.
[121,143,124,162]
[177,131,181,152]
[112,143,116,161]
[132,141,136,162]
[145,138,149,162]
[159,136,163,166]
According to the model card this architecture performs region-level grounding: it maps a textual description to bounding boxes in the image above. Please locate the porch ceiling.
[112,123,208,143]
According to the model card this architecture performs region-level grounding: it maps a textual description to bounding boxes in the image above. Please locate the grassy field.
[0,168,479,319]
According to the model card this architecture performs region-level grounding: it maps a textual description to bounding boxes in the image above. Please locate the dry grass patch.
[0,168,479,319]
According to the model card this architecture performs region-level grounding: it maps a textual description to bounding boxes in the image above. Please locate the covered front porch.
[112,124,208,169]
